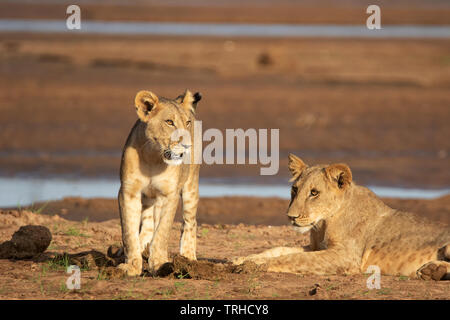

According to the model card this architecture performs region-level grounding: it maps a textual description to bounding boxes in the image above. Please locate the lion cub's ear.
[324,164,352,189]
[176,89,202,113]
[288,153,307,182]
[135,90,159,122]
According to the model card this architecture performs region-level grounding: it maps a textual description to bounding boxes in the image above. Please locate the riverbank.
[7,194,449,225]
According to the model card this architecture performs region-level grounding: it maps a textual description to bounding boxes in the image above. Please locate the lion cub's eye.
[186,120,191,127]
[165,120,174,126]
[310,189,319,197]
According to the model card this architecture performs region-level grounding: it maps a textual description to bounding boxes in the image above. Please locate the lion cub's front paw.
[417,261,448,281]
[117,258,142,277]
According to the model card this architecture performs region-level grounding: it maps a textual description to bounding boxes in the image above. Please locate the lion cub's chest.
[141,165,188,198]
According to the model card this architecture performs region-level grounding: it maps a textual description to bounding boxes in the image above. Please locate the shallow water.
[0,177,448,208]
[0,19,449,38]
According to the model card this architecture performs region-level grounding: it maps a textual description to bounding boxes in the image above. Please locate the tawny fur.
[118,89,201,276]
[233,154,450,280]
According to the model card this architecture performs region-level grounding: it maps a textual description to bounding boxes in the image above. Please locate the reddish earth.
[0,204,448,300]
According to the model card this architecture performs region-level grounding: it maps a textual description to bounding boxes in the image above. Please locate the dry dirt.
[0,197,448,300]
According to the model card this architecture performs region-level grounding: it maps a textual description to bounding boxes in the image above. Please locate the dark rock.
[0,225,52,259]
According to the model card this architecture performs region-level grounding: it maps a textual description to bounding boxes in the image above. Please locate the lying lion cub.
[118,89,201,276]
[234,154,450,280]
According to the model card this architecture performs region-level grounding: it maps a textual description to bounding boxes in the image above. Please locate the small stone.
[308,283,321,296]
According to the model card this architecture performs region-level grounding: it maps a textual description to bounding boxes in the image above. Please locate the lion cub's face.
[134,90,201,165]
[286,154,353,234]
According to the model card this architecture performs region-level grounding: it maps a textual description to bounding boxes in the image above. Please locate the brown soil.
[1,1,450,25]
[0,208,448,300]
[0,33,449,187]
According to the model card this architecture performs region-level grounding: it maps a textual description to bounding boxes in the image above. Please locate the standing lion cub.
[234,154,450,280]
[118,89,201,276]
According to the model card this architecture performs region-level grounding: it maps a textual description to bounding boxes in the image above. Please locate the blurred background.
[0,0,449,223]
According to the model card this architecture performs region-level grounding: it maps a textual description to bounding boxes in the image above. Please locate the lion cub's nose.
[163,150,172,160]
[287,213,297,223]
[287,210,298,218]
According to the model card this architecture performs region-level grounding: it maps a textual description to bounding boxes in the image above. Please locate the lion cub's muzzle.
[163,144,191,164]
[290,217,315,234]
[288,215,314,229]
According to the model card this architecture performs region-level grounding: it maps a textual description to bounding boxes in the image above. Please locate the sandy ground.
[0,33,449,186]
[0,200,449,300]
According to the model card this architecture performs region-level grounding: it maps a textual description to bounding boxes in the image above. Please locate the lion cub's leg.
[139,197,156,259]
[232,247,308,265]
[263,248,359,275]
[417,261,450,281]
[148,193,180,272]
[417,244,450,281]
[118,185,143,276]
[179,180,199,261]
[233,221,326,265]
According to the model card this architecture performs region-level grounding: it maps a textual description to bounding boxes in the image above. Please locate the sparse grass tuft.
[174,281,186,291]
[97,269,108,281]
[177,272,189,280]
[376,288,392,295]
[246,275,261,295]
[200,228,209,238]
[41,264,48,276]
[158,287,176,298]
[48,253,71,271]
[59,280,69,293]
[82,217,89,226]
[27,201,49,214]
[326,284,337,291]
[47,241,58,251]
[65,227,89,238]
